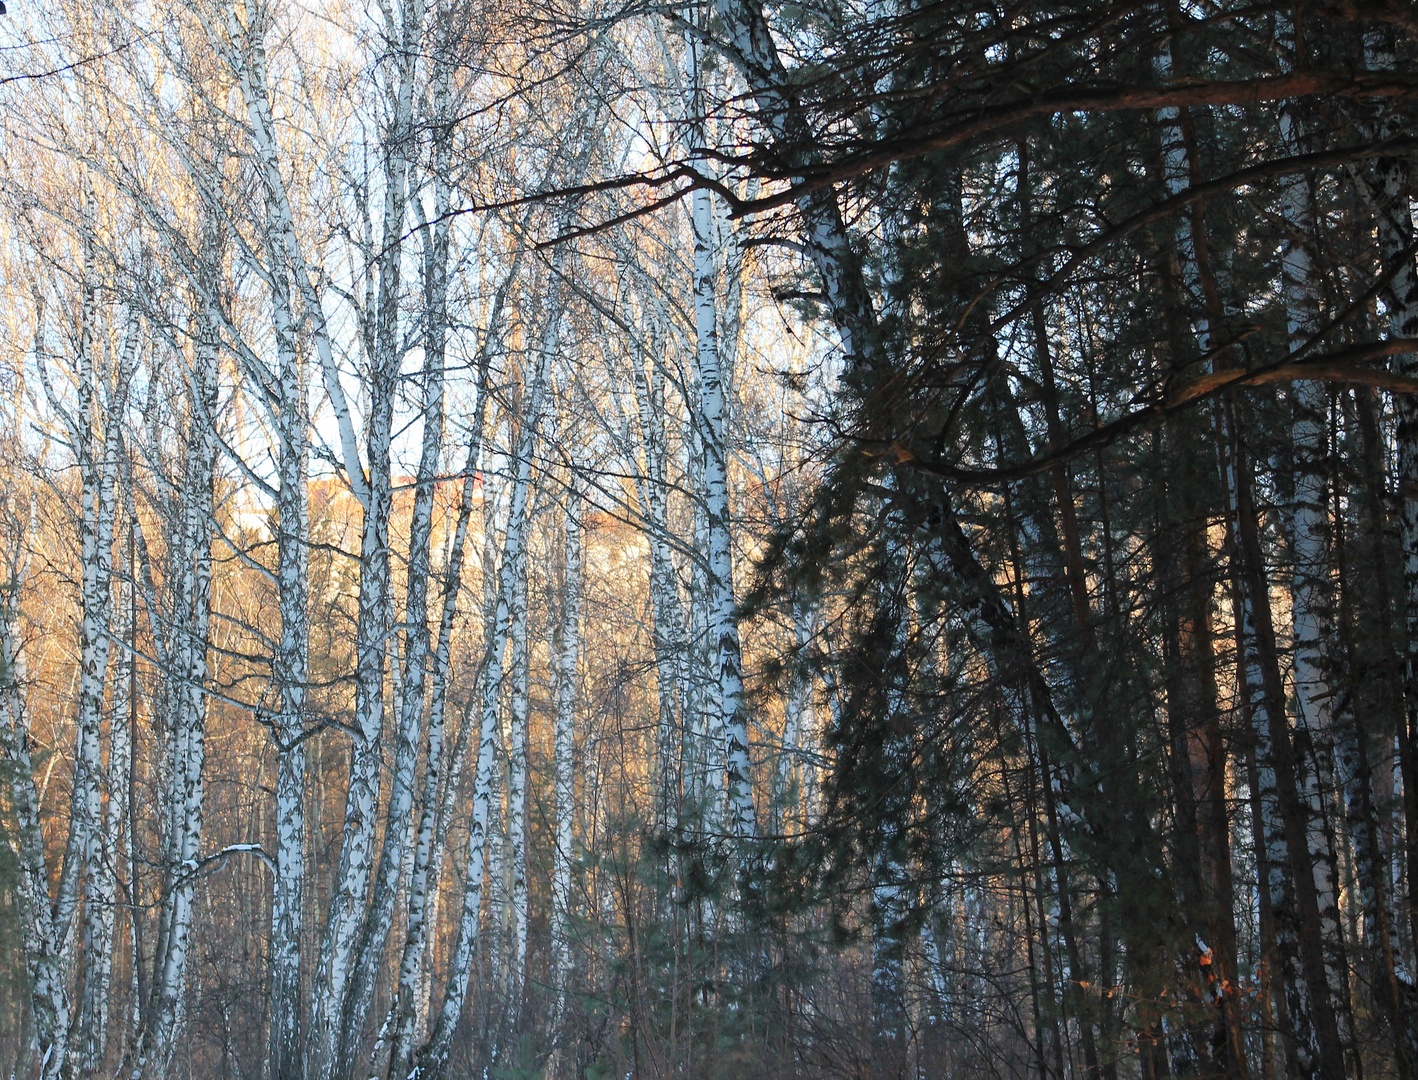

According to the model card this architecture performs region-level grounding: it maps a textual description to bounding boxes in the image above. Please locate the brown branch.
[1168,342,1418,400]
[897,340,1418,487]
[730,70,1418,216]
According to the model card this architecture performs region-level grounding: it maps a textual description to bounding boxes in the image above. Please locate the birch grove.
[3,1,1418,1078]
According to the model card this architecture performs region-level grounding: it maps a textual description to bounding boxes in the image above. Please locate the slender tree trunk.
[138,267,216,1080]
[629,341,689,835]
[55,288,133,1026]
[385,343,498,1080]
[1274,22,1355,1064]
[505,487,532,1001]
[413,319,552,1080]
[1362,27,1418,1016]
[266,209,313,1080]
[1156,40,1344,1074]
[75,336,139,1080]
[383,59,497,1080]
[0,498,72,1080]
[331,15,450,1065]
[681,25,755,842]
[548,481,583,1073]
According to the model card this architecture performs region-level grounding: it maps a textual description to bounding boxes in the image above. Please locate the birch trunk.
[1359,26,1418,1067]
[223,14,373,1072]
[141,269,218,1079]
[504,272,573,1012]
[0,501,72,1079]
[77,560,133,1078]
[383,64,490,1080]
[73,330,137,1080]
[505,493,532,996]
[413,323,552,1080]
[684,408,712,830]
[329,11,444,1062]
[707,16,1105,1052]
[386,317,500,1080]
[1272,24,1355,1058]
[680,19,754,844]
[52,282,132,1009]
[772,598,813,830]
[630,345,689,833]
[268,224,312,1080]
[394,238,533,1077]
[307,0,424,1058]
[1156,38,1343,1077]
[550,481,582,1050]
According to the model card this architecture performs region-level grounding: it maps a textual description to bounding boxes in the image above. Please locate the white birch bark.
[385,385,480,1080]
[267,211,312,1080]
[0,499,72,1079]
[77,344,137,1080]
[772,598,814,830]
[628,342,691,832]
[217,18,369,1074]
[700,11,1112,1062]
[1154,79,1325,1068]
[683,408,713,828]
[410,464,509,1031]
[1273,16,1351,1043]
[706,0,1086,833]
[222,2,367,510]
[1155,40,1341,1076]
[412,321,552,1080]
[28,239,137,1076]
[51,278,132,997]
[77,560,133,1078]
[141,264,218,1079]
[410,238,533,1024]
[329,10,444,1062]
[386,251,514,1080]
[506,495,532,993]
[682,19,755,843]
[505,243,577,1013]
[287,0,421,1062]
[486,681,509,997]
[310,264,395,1073]
[550,481,582,1047]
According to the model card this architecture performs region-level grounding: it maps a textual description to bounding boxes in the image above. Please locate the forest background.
[1,0,1417,1078]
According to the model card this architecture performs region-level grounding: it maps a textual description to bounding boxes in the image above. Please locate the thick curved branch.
[897,340,1418,487]
[729,70,1418,216]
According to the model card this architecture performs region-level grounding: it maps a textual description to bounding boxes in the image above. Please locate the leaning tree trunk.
[628,331,690,835]
[413,321,552,1080]
[0,496,72,1080]
[385,286,504,1080]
